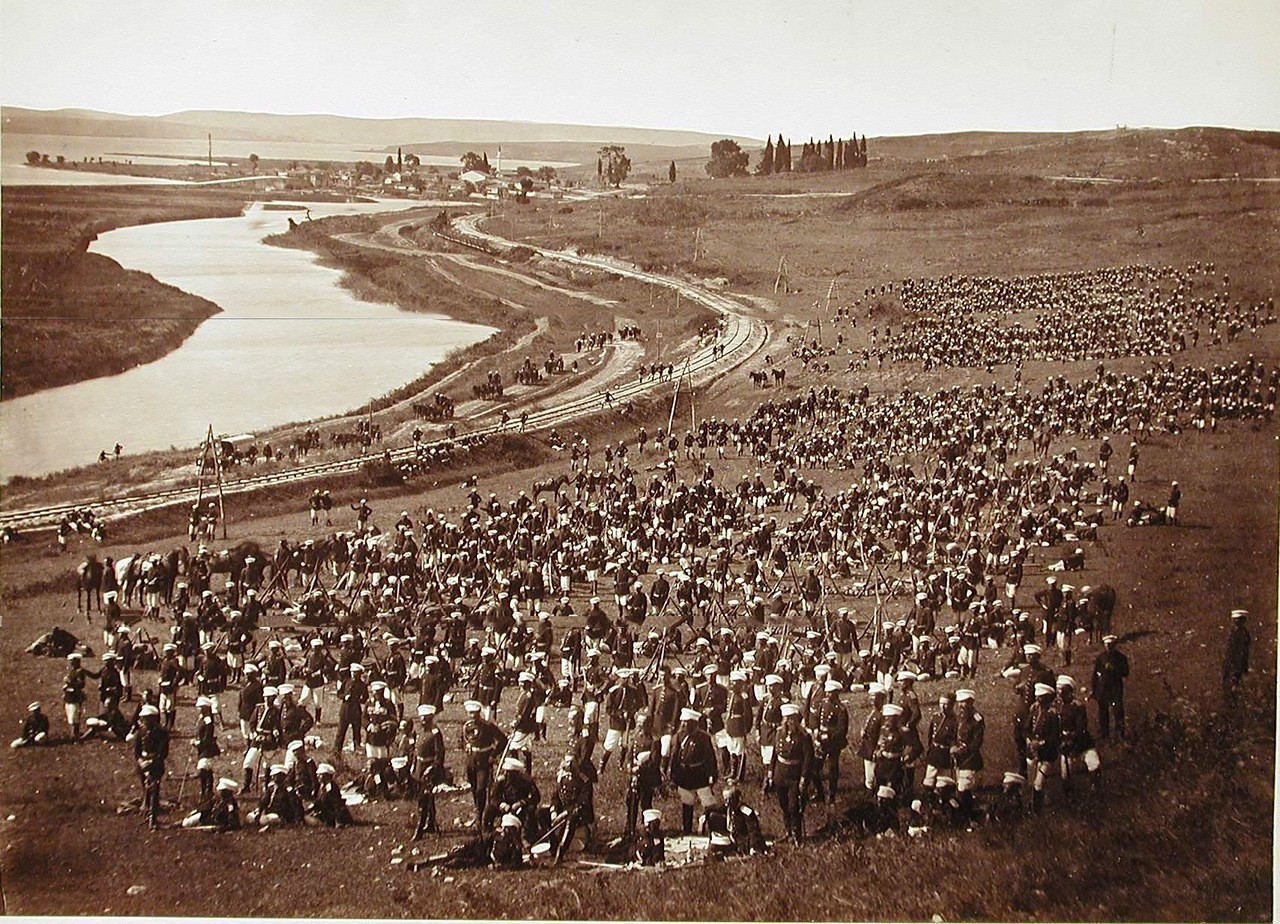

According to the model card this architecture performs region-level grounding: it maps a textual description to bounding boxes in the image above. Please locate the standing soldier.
[812,680,848,803]
[238,663,263,742]
[1056,676,1101,800]
[62,652,91,741]
[134,704,170,829]
[1024,683,1061,813]
[856,682,888,792]
[724,670,755,782]
[460,699,507,827]
[192,695,221,800]
[1222,609,1251,698]
[951,689,985,825]
[669,708,719,835]
[1090,635,1129,738]
[922,692,957,801]
[768,702,813,843]
[334,662,367,753]
[756,674,786,781]
[412,704,445,840]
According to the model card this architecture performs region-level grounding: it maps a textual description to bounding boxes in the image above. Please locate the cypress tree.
[482,151,490,172]
[826,135,835,170]
[759,136,775,175]
[836,139,844,170]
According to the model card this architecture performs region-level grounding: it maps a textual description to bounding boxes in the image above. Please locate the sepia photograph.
[0,1,1276,919]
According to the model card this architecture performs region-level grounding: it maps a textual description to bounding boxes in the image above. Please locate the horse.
[161,546,189,604]
[76,554,105,612]
[114,554,144,607]
[531,473,570,499]
[208,540,269,587]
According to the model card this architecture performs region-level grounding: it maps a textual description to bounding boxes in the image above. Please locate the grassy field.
[0,187,253,398]
[0,127,1276,919]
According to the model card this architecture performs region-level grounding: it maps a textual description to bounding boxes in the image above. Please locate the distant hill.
[1,106,759,149]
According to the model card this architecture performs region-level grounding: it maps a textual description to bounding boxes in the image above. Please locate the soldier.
[62,652,91,741]
[278,684,314,746]
[874,702,907,793]
[1091,634,1129,738]
[692,664,730,774]
[242,684,281,792]
[1222,609,1251,699]
[724,669,755,782]
[921,692,957,800]
[98,651,125,713]
[484,755,541,836]
[192,695,220,802]
[648,666,683,776]
[251,764,304,827]
[624,747,662,836]
[299,638,332,725]
[721,785,768,854]
[669,708,719,835]
[635,808,665,866]
[133,704,169,829]
[951,689,985,825]
[812,679,849,803]
[412,705,445,840]
[313,763,353,827]
[364,682,398,798]
[768,702,813,843]
[1024,683,1062,813]
[157,643,180,728]
[550,753,598,856]
[11,702,50,748]
[460,699,507,826]
[1056,675,1101,800]
[601,669,644,773]
[237,662,263,742]
[856,682,888,791]
[383,639,408,719]
[756,674,786,782]
[334,662,367,752]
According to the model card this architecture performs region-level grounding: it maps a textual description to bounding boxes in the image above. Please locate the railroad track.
[0,217,767,533]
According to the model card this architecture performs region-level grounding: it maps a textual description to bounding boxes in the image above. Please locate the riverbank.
[0,186,256,397]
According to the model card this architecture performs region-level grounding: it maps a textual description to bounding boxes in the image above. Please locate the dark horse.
[531,473,570,499]
[76,554,105,612]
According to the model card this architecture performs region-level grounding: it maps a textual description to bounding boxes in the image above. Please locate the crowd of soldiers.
[11,262,1274,869]
[886,264,1276,370]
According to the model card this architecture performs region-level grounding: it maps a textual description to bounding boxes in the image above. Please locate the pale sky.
[2,0,1278,138]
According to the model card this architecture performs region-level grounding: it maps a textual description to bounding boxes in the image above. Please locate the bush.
[359,459,404,487]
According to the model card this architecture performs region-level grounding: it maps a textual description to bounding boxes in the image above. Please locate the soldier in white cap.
[1222,609,1251,699]
[1056,675,1101,801]
[133,704,169,829]
[1024,682,1062,813]
[11,702,50,748]
[951,689,985,825]
[412,704,445,839]
[812,679,849,803]
[313,763,352,827]
[242,684,281,792]
[920,688,957,796]
[460,699,507,825]
[1091,634,1129,738]
[724,669,755,782]
[334,662,367,753]
[670,707,719,834]
[769,702,813,843]
[484,755,542,835]
[61,652,91,741]
[635,808,664,865]
[191,695,220,801]
[856,683,888,791]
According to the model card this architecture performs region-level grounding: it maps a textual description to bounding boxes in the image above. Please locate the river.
[0,200,495,481]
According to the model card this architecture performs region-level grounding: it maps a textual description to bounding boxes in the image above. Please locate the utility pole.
[195,425,227,539]
[826,276,840,314]
[774,256,790,294]
[693,227,704,263]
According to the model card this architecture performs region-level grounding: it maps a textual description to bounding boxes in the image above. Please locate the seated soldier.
[12,703,50,748]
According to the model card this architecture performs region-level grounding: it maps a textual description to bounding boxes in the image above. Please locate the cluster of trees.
[757,134,868,174]
[700,134,870,180]
[597,145,632,187]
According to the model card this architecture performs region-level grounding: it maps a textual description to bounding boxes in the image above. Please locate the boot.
[600,751,612,773]
[315,706,323,726]
[681,804,694,835]
[244,767,254,792]
[1032,789,1044,814]
[71,723,81,741]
